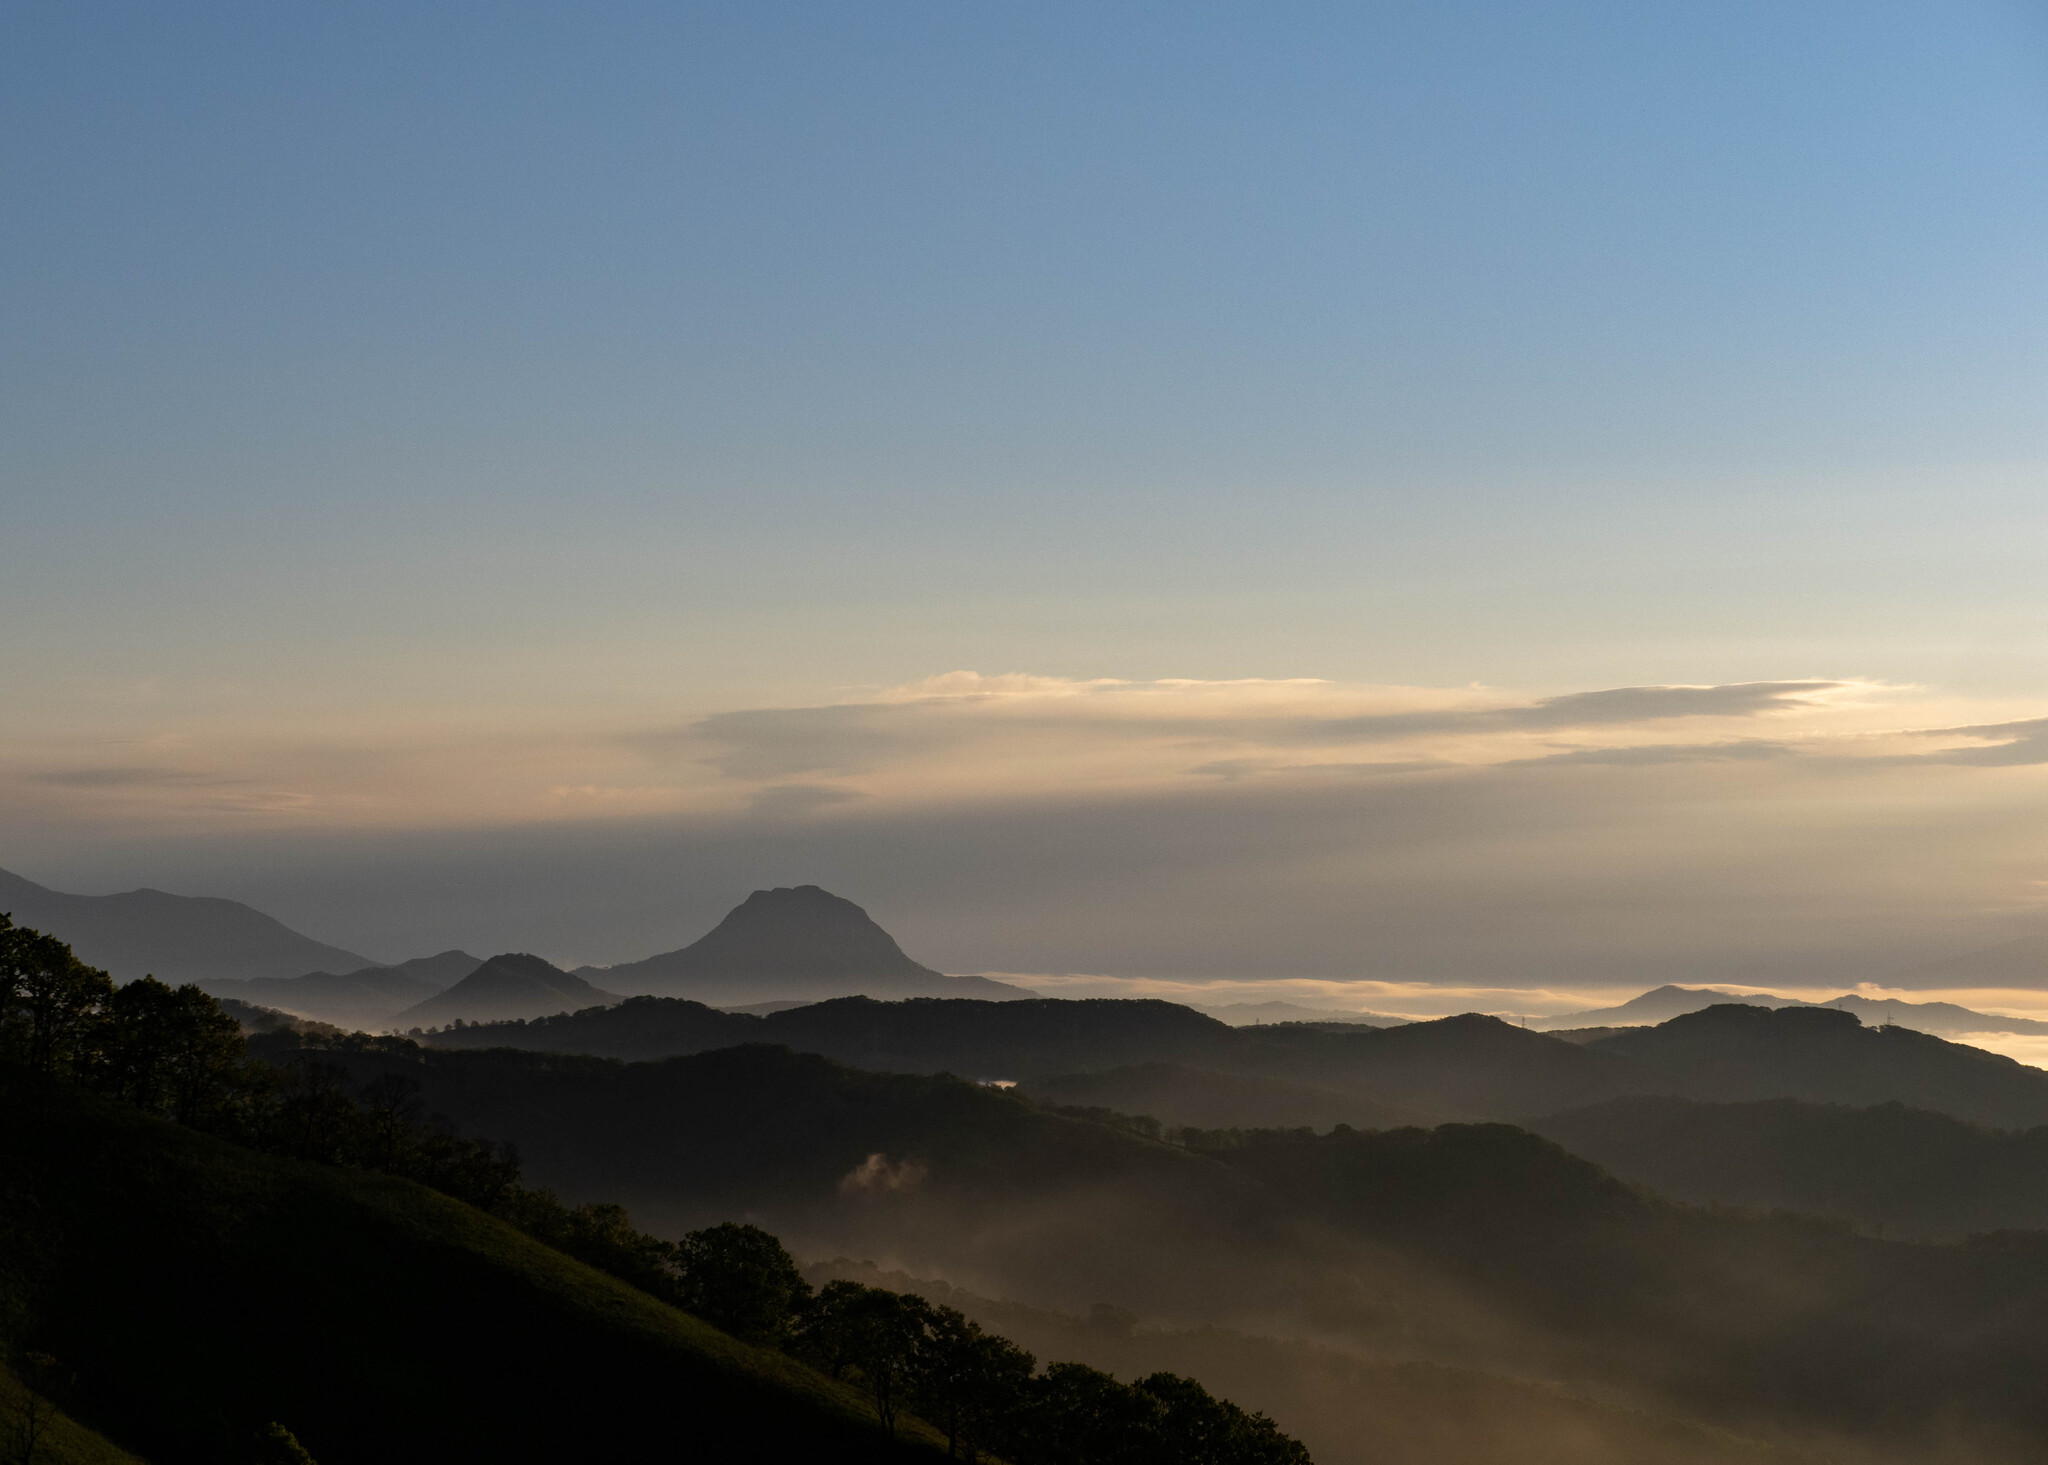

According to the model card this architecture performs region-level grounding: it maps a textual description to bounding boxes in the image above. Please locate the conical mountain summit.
[582,885,1031,1005]
[392,952,618,1029]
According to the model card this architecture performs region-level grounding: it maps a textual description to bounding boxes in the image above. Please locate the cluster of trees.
[2,916,1310,1463]
[1,913,246,1118]
[669,1222,1309,1464]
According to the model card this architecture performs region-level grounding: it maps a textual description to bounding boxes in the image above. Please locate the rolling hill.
[1587,1003,2048,1128]
[0,866,372,984]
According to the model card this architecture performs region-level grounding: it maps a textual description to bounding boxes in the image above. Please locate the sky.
[5,2,2048,992]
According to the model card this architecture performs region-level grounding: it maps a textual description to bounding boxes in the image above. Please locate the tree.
[5,1351,68,1465]
[0,914,26,1031]
[250,1421,317,1464]
[1020,1361,1159,1465]
[799,1282,932,1437]
[674,1222,812,1346]
[10,934,112,1076]
[910,1304,1034,1461]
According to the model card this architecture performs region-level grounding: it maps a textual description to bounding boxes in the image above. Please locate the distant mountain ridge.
[1540,983,2048,1039]
[392,952,620,1028]
[200,951,485,1028]
[0,865,372,983]
[578,885,1033,1004]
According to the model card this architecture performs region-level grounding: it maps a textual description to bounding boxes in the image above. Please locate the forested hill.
[1588,1003,2048,1128]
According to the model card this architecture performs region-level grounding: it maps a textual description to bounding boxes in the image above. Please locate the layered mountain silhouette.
[1536,984,1798,1029]
[578,885,1032,1004]
[428,994,2048,1132]
[201,951,483,1028]
[1540,982,2048,1039]
[1193,1000,1404,1027]
[0,865,372,983]
[391,952,619,1028]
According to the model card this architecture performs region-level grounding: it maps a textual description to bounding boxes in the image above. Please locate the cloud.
[6,670,2047,986]
[1298,681,1845,743]
[748,783,863,818]
[1523,740,1796,766]
[1899,717,2048,767]
[30,766,240,788]
[840,1153,928,1195]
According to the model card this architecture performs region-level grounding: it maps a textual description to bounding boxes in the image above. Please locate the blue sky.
[5,3,2048,980]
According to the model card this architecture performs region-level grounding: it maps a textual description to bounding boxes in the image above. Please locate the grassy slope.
[0,1070,943,1465]
[0,1363,148,1465]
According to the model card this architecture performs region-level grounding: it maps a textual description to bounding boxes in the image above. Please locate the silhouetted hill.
[1023,1063,1440,1132]
[393,953,620,1027]
[1529,1095,2048,1240]
[580,886,1033,1004]
[1234,1014,1649,1121]
[428,993,1245,1077]
[0,1067,937,1464]
[1538,984,2048,1039]
[1817,993,2048,1038]
[0,866,371,983]
[1589,1003,2048,1128]
[1536,985,1797,1029]
[1194,1002,1404,1028]
[200,952,483,1028]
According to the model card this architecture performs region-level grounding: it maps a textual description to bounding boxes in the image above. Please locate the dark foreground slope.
[1530,1095,2048,1239]
[0,1069,935,1465]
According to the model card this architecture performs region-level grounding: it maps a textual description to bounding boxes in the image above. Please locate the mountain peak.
[587,885,1032,1004]
[659,886,936,980]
